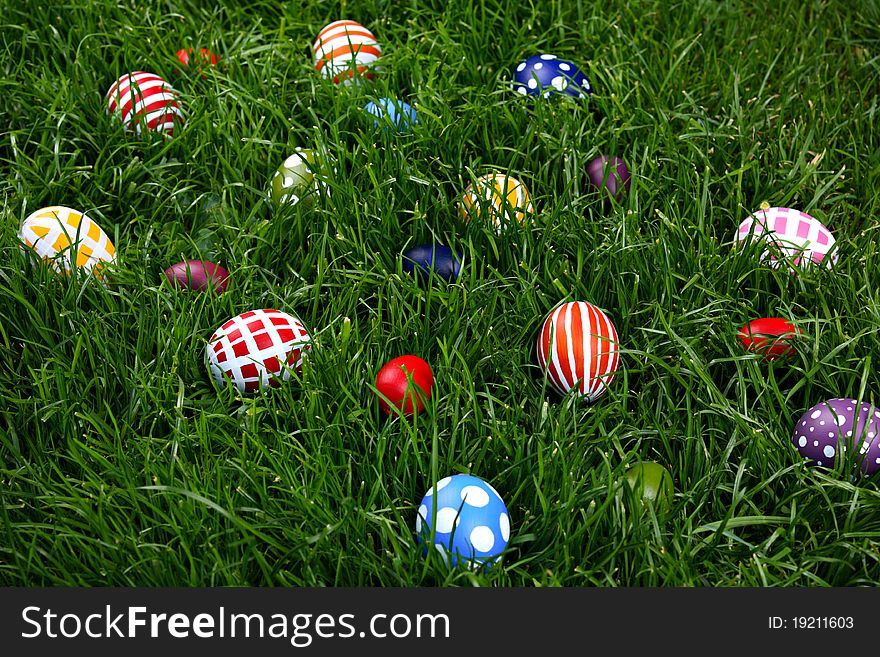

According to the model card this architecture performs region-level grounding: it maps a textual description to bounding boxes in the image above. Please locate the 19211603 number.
[792,617,853,629]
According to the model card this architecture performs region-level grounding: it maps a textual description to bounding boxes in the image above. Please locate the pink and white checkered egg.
[105,71,185,137]
[206,309,311,395]
[735,207,838,269]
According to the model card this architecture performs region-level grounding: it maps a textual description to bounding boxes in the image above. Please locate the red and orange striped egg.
[313,20,381,85]
[460,173,535,233]
[536,301,620,401]
[105,71,185,137]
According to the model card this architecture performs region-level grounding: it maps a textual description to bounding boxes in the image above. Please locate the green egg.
[624,461,674,516]
[269,148,330,208]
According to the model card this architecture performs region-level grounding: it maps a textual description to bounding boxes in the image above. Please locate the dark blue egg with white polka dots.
[402,244,463,284]
[513,54,592,100]
[416,474,511,569]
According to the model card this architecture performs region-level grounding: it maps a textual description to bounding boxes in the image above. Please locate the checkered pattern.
[106,72,185,137]
[736,206,837,269]
[206,309,311,394]
[18,205,116,277]
[459,173,535,233]
[313,20,381,85]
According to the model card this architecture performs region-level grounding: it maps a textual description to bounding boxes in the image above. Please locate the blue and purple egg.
[402,244,464,284]
[416,474,511,569]
[792,398,880,477]
[513,54,592,101]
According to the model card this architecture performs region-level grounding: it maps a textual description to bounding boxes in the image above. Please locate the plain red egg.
[175,47,221,71]
[375,355,434,416]
[164,260,229,294]
[737,317,801,360]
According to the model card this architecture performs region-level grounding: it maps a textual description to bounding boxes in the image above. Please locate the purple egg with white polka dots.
[792,398,880,477]
[513,54,592,101]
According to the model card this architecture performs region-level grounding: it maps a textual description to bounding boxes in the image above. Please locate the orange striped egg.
[313,20,381,85]
[459,173,535,233]
[536,301,620,401]
[105,72,185,137]
[18,206,116,278]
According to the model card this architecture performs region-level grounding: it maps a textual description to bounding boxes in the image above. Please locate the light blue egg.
[365,97,420,133]
[416,474,511,569]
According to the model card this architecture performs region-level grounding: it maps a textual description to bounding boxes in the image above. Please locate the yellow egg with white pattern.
[18,206,116,279]
[459,173,535,233]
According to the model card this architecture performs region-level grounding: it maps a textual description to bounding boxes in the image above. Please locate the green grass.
[1,0,880,586]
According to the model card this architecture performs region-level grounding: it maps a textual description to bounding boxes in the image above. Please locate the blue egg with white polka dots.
[364,97,420,133]
[513,54,593,101]
[416,474,511,569]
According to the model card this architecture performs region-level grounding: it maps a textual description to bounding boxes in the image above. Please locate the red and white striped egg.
[105,71,185,137]
[206,309,311,395]
[536,301,620,401]
[313,20,381,85]
[735,206,838,270]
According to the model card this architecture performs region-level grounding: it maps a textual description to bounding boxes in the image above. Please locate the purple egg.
[586,155,631,205]
[792,398,880,477]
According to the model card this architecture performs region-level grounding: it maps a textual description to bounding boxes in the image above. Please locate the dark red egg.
[163,260,229,294]
[374,355,434,416]
[737,317,801,360]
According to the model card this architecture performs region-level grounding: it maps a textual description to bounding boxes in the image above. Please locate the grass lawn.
[1,0,879,586]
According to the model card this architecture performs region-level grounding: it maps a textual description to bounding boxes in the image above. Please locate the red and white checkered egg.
[735,206,837,270]
[206,309,311,394]
[536,301,620,402]
[313,20,381,85]
[105,71,185,137]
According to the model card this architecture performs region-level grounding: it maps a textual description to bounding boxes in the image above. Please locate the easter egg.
[735,206,838,270]
[374,354,433,416]
[313,19,381,85]
[737,317,801,360]
[513,54,592,100]
[536,301,620,401]
[792,398,880,477]
[175,47,220,69]
[270,148,330,208]
[586,155,631,205]
[18,206,116,278]
[365,97,419,132]
[105,71,185,137]
[416,474,511,569]
[402,244,463,284]
[164,260,229,294]
[460,173,535,233]
[206,309,311,395]
[624,462,674,516]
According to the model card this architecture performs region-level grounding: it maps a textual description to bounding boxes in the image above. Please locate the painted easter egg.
[737,317,801,360]
[586,155,631,205]
[402,244,463,284]
[105,71,185,137]
[460,173,535,233]
[270,148,331,208]
[735,206,838,270]
[536,301,620,401]
[164,260,229,294]
[18,206,116,278]
[206,309,311,394]
[792,398,880,477]
[513,54,592,101]
[313,19,381,85]
[416,474,511,569]
[624,462,674,516]
[365,97,419,132]
[374,354,433,416]
[175,47,220,69]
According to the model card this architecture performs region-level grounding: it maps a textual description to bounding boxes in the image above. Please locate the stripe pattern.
[105,72,185,137]
[736,206,837,269]
[536,301,620,401]
[459,173,535,233]
[206,309,311,395]
[313,20,381,85]
[18,206,116,278]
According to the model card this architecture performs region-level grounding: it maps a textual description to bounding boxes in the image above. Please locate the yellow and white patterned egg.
[459,173,535,233]
[18,206,116,278]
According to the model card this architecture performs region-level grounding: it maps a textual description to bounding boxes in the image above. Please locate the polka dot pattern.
[415,474,511,569]
[512,54,592,101]
[792,398,880,477]
[270,148,331,208]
